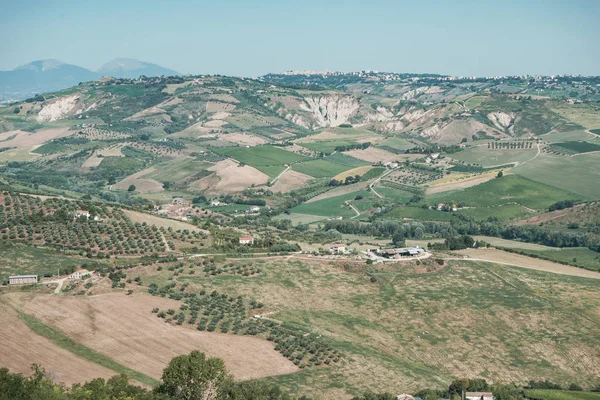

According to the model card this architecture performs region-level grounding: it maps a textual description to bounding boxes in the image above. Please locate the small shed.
[239,236,254,245]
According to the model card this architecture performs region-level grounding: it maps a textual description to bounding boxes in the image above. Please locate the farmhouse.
[373,247,425,259]
[466,392,493,400]
[239,236,254,245]
[329,244,346,254]
[69,270,90,280]
[249,206,260,213]
[9,275,38,285]
[172,198,184,205]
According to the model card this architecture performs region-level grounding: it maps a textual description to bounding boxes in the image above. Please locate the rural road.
[270,165,291,185]
[369,169,394,198]
[519,142,541,166]
[345,201,361,219]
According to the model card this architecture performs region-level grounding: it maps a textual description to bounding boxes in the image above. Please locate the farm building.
[372,247,425,259]
[249,206,260,213]
[69,270,90,280]
[9,275,38,285]
[172,198,184,205]
[239,236,254,245]
[466,392,493,400]
[329,244,346,254]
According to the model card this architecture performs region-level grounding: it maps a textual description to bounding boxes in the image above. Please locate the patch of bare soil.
[271,170,312,192]
[344,147,402,163]
[452,248,600,279]
[0,128,75,148]
[425,173,497,195]
[113,167,164,193]
[189,159,269,194]
[0,300,116,386]
[16,293,298,381]
[218,132,267,146]
[122,209,201,232]
[206,102,237,113]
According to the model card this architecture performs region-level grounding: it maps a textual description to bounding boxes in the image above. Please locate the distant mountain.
[97,58,179,79]
[0,58,180,103]
[0,59,98,102]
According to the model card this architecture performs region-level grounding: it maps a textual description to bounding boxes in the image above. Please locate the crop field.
[472,236,560,250]
[525,389,600,400]
[372,186,414,203]
[551,103,600,129]
[300,140,360,154]
[512,152,600,199]
[143,158,213,183]
[138,257,600,397]
[548,141,600,155]
[215,145,309,168]
[383,205,457,222]
[508,247,600,272]
[455,204,533,221]
[291,191,365,217]
[376,136,415,152]
[464,95,487,109]
[451,144,536,166]
[429,175,583,210]
[293,159,355,178]
[333,166,373,181]
[7,292,297,383]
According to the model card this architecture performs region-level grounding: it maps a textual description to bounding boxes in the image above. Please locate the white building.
[329,244,346,253]
[69,270,90,280]
[239,236,254,245]
[250,206,260,213]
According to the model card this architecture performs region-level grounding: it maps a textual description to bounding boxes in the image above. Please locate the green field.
[216,146,309,167]
[383,205,457,222]
[451,145,535,166]
[455,204,534,221]
[0,242,101,283]
[525,390,600,400]
[291,191,369,217]
[144,158,213,182]
[31,141,68,155]
[300,140,360,154]
[429,175,583,210]
[373,187,415,204]
[512,152,600,199]
[464,95,487,109]
[377,137,415,151]
[293,159,355,178]
[549,141,600,154]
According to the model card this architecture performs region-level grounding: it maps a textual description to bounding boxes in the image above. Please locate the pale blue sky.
[1,0,598,77]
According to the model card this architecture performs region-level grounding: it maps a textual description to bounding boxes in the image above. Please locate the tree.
[392,232,406,247]
[128,185,136,192]
[497,170,504,178]
[156,350,232,400]
[162,181,171,190]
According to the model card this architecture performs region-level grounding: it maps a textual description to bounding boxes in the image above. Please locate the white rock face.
[401,86,429,100]
[300,96,360,128]
[37,95,79,122]
[367,106,395,122]
[487,112,515,130]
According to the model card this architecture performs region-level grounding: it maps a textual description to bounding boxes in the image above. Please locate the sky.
[1,0,599,77]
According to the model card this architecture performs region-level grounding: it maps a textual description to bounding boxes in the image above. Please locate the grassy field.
[512,152,600,199]
[377,137,415,151]
[31,141,67,155]
[383,205,457,222]
[525,390,600,400]
[143,158,213,183]
[293,160,355,178]
[548,141,600,154]
[216,146,309,167]
[451,145,536,166]
[18,311,158,386]
[464,95,487,109]
[291,191,367,217]
[0,242,100,282]
[374,187,415,204]
[301,140,360,154]
[455,204,534,221]
[150,258,600,397]
[429,175,583,210]
[509,247,600,272]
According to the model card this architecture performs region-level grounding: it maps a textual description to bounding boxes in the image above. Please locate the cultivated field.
[9,292,298,381]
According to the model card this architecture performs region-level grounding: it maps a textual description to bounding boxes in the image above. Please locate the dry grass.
[333,166,373,181]
[122,209,201,232]
[190,159,269,194]
[113,167,164,193]
[218,132,267,146]
[10,292,297,382]
[206,102,237,113]
[271,170,312,192]
[425,171,499,194]
[452,248,600,279]
[344,147,410,163]
[0,128,74,148]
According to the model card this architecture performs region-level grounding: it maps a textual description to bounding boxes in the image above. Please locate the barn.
[9,275,38,285]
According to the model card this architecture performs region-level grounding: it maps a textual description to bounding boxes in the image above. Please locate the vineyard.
[488,140,535,149]
[148,281,343,369]
[0,193,205,258]
[547,141,600,155]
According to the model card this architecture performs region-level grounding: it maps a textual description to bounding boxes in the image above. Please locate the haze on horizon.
[1,0,599,77]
